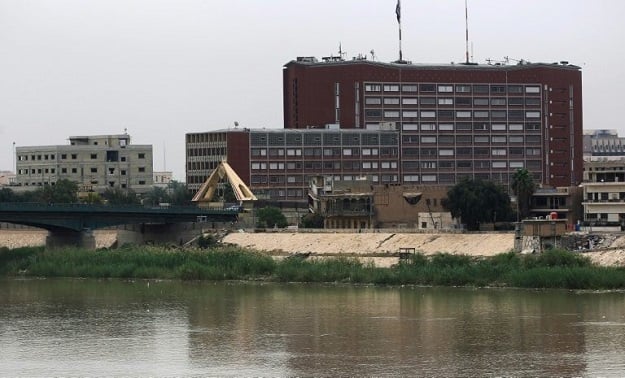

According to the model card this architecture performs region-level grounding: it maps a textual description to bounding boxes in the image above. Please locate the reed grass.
[1,246,624,290]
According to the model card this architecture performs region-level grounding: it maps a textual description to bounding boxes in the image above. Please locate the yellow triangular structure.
[192,161,257,204]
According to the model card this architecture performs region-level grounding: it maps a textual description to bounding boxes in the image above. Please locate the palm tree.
[511,168,536,221]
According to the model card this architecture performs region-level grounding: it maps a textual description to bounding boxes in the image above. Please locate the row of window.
[251,147,399,158]
[249,133,397,147]
[400,122,541,132]
[402,135,540,144]
[367,110,541,119]
[17,153,145,161]
[364,83,541,95]
[21,180,146,187]
[365,97,541,106]
[252,161,400,170]
[18,167,146,175]
[402,147,542,156]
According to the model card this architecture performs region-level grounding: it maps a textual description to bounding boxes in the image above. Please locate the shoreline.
[2,229,625,268]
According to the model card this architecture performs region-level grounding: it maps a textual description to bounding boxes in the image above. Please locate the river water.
[1,279,625,377]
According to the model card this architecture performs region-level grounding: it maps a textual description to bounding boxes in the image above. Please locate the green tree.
[442,178,512,231]
[0,188,18,202]
[82,192,103,204]
[300,213,324,228]
[167,181,192,205]
[38,179,78,203]
[102,187,140,205]
[143,186,169,206]
[511,168,536,221]
[256,206,288,228]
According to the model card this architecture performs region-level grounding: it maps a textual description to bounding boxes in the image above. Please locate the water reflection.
[1,279,624,376]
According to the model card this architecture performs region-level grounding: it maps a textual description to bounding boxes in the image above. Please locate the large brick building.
[186,57,583,201]
[283,57,583,188]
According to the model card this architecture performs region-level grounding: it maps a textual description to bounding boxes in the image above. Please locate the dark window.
[419,84,435,92]
[138,167,146,173]
[473,85,489,93]
[90,168,97,173]
[138,153,145,159]
[90,153,97,159]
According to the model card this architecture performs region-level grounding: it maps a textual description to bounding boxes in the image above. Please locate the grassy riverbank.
[1,245,624,289]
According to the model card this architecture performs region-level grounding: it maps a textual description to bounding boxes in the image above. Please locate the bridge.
[0,202,239,248]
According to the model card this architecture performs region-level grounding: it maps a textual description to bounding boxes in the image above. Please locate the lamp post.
[12,141,16,174]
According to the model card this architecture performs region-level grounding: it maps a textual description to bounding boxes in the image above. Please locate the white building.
[15,134,153,194]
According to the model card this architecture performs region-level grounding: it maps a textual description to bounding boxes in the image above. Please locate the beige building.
[15,134,153,194]
[0,171,16,186]
[153,171,173,188]
[580,157,625,228]
[308,176,454,229]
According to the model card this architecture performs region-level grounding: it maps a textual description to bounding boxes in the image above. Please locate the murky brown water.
[1,279,625,376]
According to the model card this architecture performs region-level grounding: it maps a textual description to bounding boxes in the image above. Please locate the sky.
[1,0,624,180]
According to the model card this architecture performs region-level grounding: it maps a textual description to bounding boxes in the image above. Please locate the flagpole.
[396,0,402,62]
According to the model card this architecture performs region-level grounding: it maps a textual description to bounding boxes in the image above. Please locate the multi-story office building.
[15,134,153,194]
[283,57,583,188]
[187,56,583,201]
[186,127,399,200]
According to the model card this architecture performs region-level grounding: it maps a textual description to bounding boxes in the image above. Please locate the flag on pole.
[395,0,401,23]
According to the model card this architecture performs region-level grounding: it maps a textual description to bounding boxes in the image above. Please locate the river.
[1,278,625,376]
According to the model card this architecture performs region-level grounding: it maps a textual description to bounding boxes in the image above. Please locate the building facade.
[186,127,400,200]
[15,134,153,194]
[283,57,583,188]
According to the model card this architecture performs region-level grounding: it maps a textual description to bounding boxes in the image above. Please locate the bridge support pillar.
[117,222,204,246]
[46,230,96,250]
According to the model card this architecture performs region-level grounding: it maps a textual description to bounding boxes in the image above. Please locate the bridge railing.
[0,202,239,214]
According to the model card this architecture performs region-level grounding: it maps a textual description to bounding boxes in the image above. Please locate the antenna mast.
[465,0,470,64]
[396,0,402,62]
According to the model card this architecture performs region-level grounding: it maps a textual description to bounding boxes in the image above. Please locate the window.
[138,167,145,172]
[492,161,507,168]
[402,123,419,131]
[422,175,437,182]
[421,136,436,143]
[473,85,489,93]
[492,136,507,143]
[456,111,471,118]
[61,154,67,159]
[510,162,524,168]
[492,124,506,131]
[474,111,489,118]
[492,111,507,119]
[71,168,77,173]
[420,97,436,105]
[526,98,541,106]
[455,97,471,106]
[383,84,399,92]
[490,85,506,93]
[139,180,146,185]
[420,123,436,131]
[402,84,418,92]
[90,153,97,159]
[61,168,67,173]
[402,98,418,105]
[509,97,524,106]
[138,153,145,159]
[365,97,381,105]
[90,168,97,173]
[474,136,489,143]
[403,110,418,118]
[509,136,524,143]
[438,85,453,93]
[404,175,419,182]
[526,148,541,156]
[384,110,399,118]
[384,97,400,105]
[456,85,471,93]
[525,86,540,94]
[365,84,381,92]
[439,149,454,156]
[438,98,453,105]
[492,148,507,156]
[419,84,435,92]
[456,135,471,143]
[439,123,454,131]
[508,85,523,93]
[420,111,435,118]
[509,124,523,131]
[526,111,541,118]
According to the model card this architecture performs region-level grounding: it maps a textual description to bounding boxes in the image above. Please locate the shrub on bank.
[1,246,623,290]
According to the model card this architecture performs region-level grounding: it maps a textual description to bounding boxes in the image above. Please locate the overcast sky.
[1,0,623,180]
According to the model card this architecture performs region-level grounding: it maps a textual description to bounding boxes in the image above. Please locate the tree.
[167,181,193,205]
[511,168,536,221]
[82,192,103,204]
[38,179,78,203]
[256,206,288,228]
[0,188,18,202]
[102,188,140,205]
[442,178,512,231]
[300,213,324,228]
[143,186,169,206]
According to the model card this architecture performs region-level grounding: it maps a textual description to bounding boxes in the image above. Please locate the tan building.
[580,157,625,229]
[0,171,16,186]
[15,134,153,194]
[308,176,454,229]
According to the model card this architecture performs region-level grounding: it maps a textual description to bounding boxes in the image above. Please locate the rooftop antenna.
[370,49,376,61]
[396,0,403,62]
[234,121,239,128]
[338,43,346,60]
[464,0,470,64]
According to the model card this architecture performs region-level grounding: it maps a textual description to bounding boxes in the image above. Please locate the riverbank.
[1,245,625,289]
[2,229,625,267]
